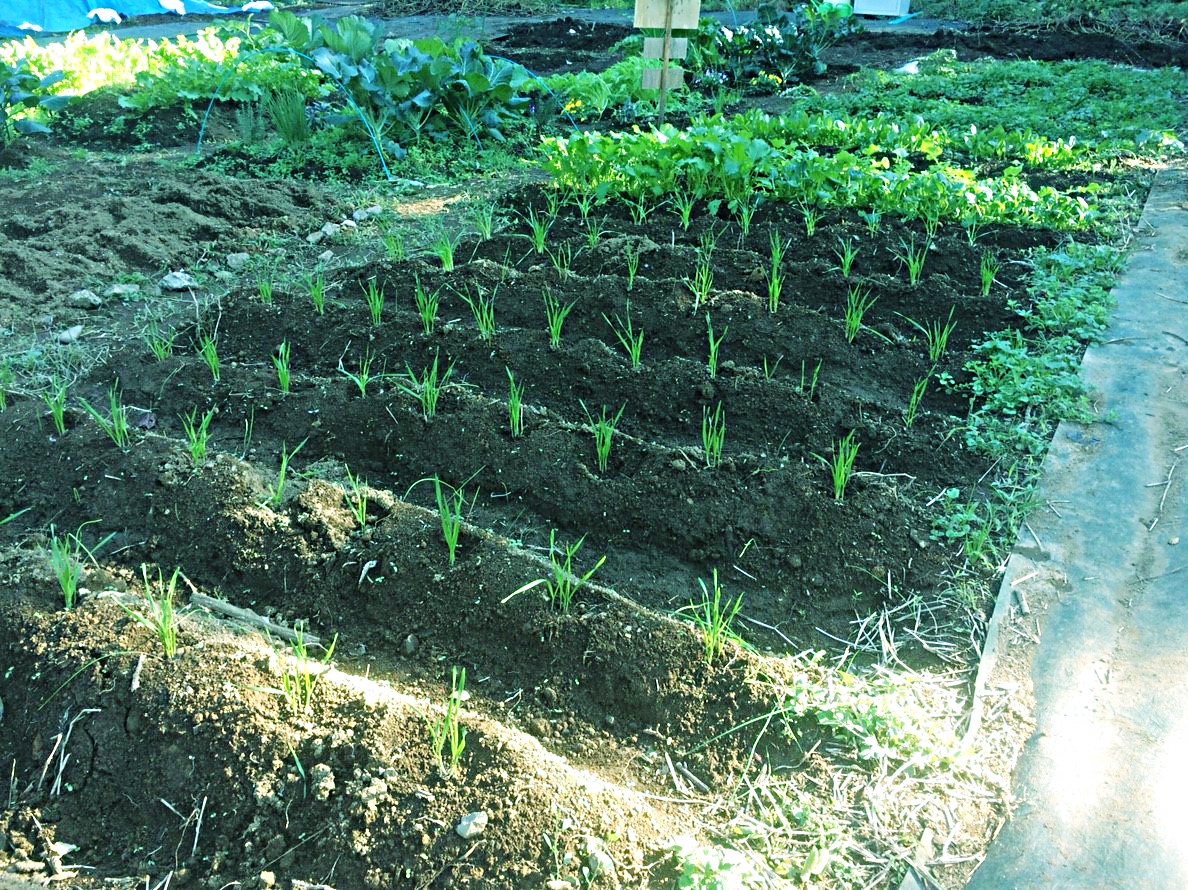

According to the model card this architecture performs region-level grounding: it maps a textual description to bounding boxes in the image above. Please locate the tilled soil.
[0,15,1179,890]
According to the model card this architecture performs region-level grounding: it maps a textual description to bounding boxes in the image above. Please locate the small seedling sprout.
[363,278,385,326]
[581,401,626,474]
[899,307,957,363]
[702,403,726,468]
[414,276,440,334]
[543,289,577,348]
[684,569,744,665]
[266,438,308,507]
[459,286,496,342]
[180,406,216,464]
[816,431,860,502]
[603,300,644,370]
[198,332,220,383]
[624,242,641,291]
[843,284,877,343]
[394,351,456,420]
[306,270,326,315]
[520,207,552,254]
[144,322,175,361]
[272,341,292,394]
[506,367,525,438]
[426,666,468,777]
[338,345,378,397]
[126,564,183,658]
[980,250,1000,298]
[833,235,859,278]
[280,624,337,714]
[503,529,606,613]
[342,466,368,526]
[894,236,930,286]
[906,376,929,427]
[706,313,727,379]
[80,382,131,449]
[48,521,112,610]
[767,229,790,314]
[43,379,68,436]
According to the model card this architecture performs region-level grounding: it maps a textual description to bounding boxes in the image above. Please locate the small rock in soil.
[160,271,198,291]
[455,810,488,839]
[104,282,141,298]
[68,288,102,309]
[56,324,83,344]
[225,252,251,270]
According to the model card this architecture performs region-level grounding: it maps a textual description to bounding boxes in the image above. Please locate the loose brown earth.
[0,17,1178,890]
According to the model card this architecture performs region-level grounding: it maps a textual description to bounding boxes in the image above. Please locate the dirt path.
[967,166,1188,888]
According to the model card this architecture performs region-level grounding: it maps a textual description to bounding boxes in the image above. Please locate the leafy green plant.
[504,529,606,614]
[507,367,525,438]
[338,346,378,397]
[894,236,930,286]
[257,277,274,305]
[342,466,369,526]
[582,401,626,474]
[363,278,385,326]
[817,430,860,502]
[272,340,292,394]
[426,666,468,778]
[80,382,131,450]
[706,313,727,379]
[832,235,859,278]
[767,229,790,313]
[266,438,308,507]
[180,406,216,464]
[198,332,220,383]
[696,0,859,87]
[843,284,877,343]
[604,300,644,370]
[459,286,496,342]
[279,625,336,714]
[682,569,744,665]
[126,564,183,658]
[1,57,69,149]
[543,289,577,349]
[43,379,68,436]
[414,276,440,334]
[859,210,882,236]
[394,351,456,419]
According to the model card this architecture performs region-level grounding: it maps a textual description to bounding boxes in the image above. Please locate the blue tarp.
[0,1,269,37]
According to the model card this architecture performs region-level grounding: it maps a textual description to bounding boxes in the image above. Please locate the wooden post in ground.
[634,0,699,125]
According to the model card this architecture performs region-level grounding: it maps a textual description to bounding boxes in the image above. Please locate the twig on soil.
[190,592,319,646]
